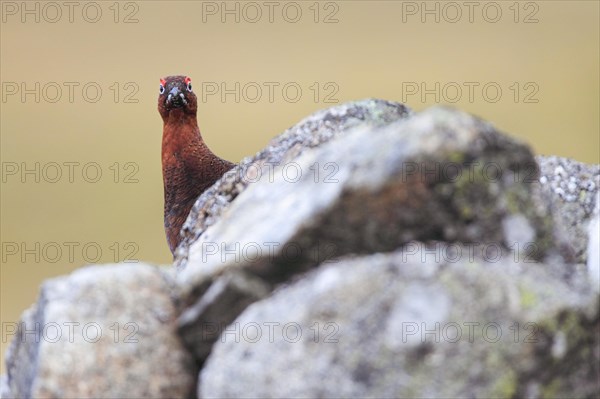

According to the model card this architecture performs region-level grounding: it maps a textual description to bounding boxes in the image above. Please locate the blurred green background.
[1,1,598,373]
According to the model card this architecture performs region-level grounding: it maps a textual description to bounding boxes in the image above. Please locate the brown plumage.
[158,75,234,254]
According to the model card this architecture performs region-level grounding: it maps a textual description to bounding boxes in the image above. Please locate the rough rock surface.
[536,155,600,263]
[200,247,599,398]
[0,374,11,399]
[174,99,413,266]
[178,106,554,282]
[588,193,600,288]
[174,105,561,363]
[3,99,599,398]
[3,264,196,398]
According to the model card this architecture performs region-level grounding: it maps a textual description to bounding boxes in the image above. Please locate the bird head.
[158,75,197,120]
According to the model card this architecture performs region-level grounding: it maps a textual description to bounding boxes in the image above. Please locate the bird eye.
[184,77,193,92]
[159,84,165,94]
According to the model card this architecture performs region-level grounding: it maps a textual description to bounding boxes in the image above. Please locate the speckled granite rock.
[4,264,196,398]
[0,374,12,399]
[587,193,600,288]
[178,106,553,272]
[200,247,599,398]
[175,105,560,364]
[535,155,600,263]
[174,99,413,267]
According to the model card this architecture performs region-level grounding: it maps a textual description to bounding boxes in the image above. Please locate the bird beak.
[166,86,188,107]
[166,86,179,105]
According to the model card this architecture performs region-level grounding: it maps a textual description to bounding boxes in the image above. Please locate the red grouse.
[158,75,235,254]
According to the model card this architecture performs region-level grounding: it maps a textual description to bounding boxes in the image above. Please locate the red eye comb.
[160,78,166,86]
[184,77,192,85]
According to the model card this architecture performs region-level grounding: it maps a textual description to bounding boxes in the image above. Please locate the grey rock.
[4,305,38,399]
[4,263,196,398]
[535,155,600,263]
[174,99,413,266]
[588,193,600,288]
[178,270,271,360]
[179,106,552,280]
[200,247,599,398]
[176,104,557,367]
[1,374,13,399]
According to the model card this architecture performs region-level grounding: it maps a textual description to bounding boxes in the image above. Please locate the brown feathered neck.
[161,110,203,159]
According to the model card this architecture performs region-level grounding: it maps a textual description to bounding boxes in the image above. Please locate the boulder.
[4,263,196,398]
[200,247,599,398]
[0,374,12,399]
[174,99,413,266]
[175,105,559,364]
[587,192,600,288]
[535,155,600,263]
